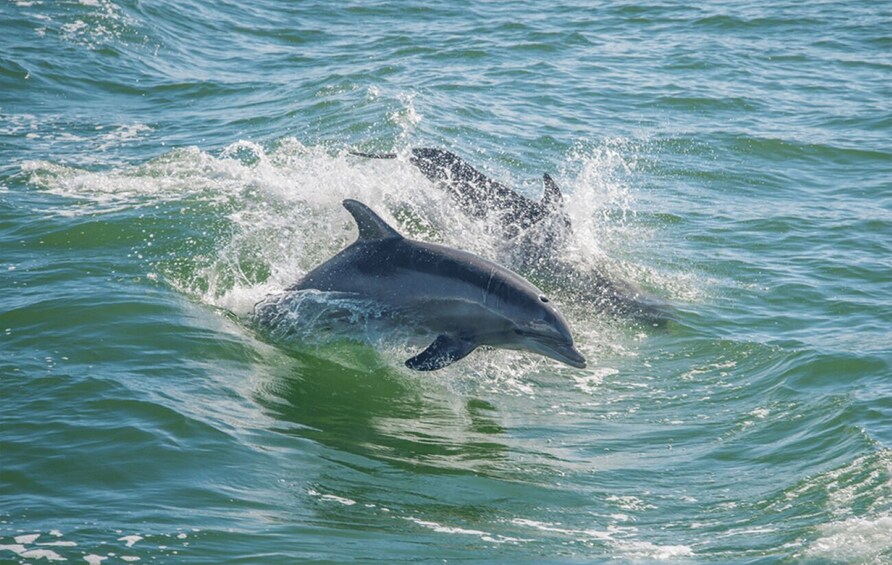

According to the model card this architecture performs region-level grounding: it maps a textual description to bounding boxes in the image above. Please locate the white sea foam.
[1,537,68,561]
[20,547,66,561]
[45,0,135,49]
[606,495,658,512]
[307,489,357,506]
[0,544,28,556]
[781,449,892,562]
[616,539,694,560]
[404,517,528,544]
[805,515,892,562]
[321,494,356,506]
[95,124,153,151]
[117,535,142,548]
[573,367,619,394]
[404,517,488,537]
[511,517,693,560]
[389,92,423,135]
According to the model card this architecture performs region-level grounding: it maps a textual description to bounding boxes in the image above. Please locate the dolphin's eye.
[539,295,550,303]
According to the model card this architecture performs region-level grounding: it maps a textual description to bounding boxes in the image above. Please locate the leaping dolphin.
[351,147,567,238]
[286,199,586,371]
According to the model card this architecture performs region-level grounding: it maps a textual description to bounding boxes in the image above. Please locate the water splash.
[20,136,687,374]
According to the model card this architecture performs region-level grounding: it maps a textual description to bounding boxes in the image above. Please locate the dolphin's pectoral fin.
[405,334,478,371]
[541,173,563,209]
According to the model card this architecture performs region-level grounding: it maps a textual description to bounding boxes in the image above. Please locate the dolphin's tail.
[349,151,397,159]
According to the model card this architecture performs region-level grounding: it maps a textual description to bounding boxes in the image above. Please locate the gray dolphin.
[288,199,586,371]
[351,148,567,238]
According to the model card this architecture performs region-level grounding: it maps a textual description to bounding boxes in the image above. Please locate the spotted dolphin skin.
[351,147,566,238]
[289,199,586,371]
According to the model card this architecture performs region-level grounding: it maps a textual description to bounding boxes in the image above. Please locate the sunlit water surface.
[2,1,891,562]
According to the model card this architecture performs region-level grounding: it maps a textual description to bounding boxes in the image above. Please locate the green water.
[2,1,891,562]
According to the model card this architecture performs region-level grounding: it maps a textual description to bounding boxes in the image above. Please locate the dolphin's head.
[505,293,587,369]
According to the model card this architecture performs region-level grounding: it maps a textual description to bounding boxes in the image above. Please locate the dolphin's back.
[410,148,553,231]
[294,237,542,314]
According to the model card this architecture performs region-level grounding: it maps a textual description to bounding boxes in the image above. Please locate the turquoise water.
[2,0,891,562]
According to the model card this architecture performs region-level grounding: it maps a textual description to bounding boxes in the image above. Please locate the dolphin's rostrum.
[289,199,586,371]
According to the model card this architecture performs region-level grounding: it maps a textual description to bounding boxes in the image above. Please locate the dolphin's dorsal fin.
[342,199,402,241]
[541,173,563,209]
[405,334,478,371]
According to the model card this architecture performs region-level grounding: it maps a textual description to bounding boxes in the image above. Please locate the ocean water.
[2,0,891,562]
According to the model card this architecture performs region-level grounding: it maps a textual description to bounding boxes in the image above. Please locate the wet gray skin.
[287,199,586,371]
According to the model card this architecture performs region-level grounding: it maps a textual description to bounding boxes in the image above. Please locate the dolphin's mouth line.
[539,343,587,369]
[511,331,586,369]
